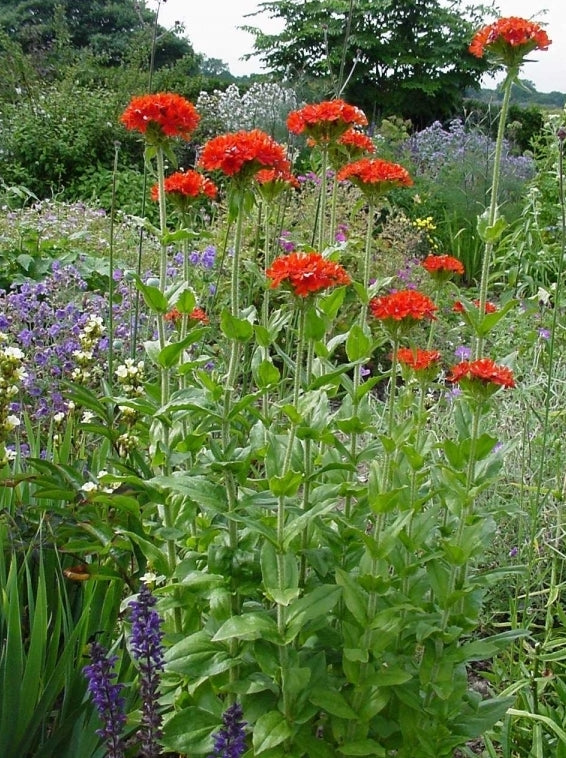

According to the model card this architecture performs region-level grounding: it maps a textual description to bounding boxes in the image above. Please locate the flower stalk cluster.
[208,702,247,758]
[83,585,165,758]
[129,584,165,758]
[0,336,26,466]
[83,641,127,758]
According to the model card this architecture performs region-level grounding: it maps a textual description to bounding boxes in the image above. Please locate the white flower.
[81,411,95,423]
[53,411,65,424]
[5,414,20,430]
[3,346,25,360]
[81,481,98,493]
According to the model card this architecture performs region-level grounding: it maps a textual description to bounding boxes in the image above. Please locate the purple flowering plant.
[128,584,165,758]
[83,641,127,758]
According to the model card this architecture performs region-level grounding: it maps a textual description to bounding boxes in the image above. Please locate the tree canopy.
[0,0,194,69]
[244,0,493,125]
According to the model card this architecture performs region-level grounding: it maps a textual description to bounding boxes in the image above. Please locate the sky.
[156,0,565,93]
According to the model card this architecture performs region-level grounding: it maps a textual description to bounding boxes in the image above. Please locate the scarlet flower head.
[199,130,290,184]
[120,93,200,144]
[396,347,441,372]
[328,128,375,168]
[422,254,465,281]
[447,358,515,397]
[255,168,300,202]
[266,251,351,298]
[287,99,368,143]
[337,158,413,201]
[165,307,209,325]
[469,17,551,69]
[151,170,218,208]
[453,299,497,314]
[370,290,437,338]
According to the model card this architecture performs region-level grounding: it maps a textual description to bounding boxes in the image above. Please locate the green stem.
[222,191,246,556]
[155,145,179,630]
[475,68,516,358]
[107,142,120,390]
[345,199,374,521]
[317,145,329,251]
[276,303,307,706]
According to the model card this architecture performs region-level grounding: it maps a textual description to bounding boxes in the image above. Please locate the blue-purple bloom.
[208,702,247,758]
[537,327,551,340]
[129,584,165,758]
[83,641,127,758]
[454,345,472,361]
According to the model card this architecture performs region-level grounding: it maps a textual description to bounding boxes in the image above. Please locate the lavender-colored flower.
[129,584,165,758]
[83,641,127,758]
[208,703,247,758]
[537,327,551,340]
[454,345,472,361]
[201,245,217,269]
[278,231,295,253]
[335,224,348,243]
[509,546,519,558]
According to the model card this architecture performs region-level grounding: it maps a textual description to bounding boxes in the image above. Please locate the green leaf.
[173,288,197,313]
[253,711,292,755]
[254,324,271,347]
[338,739,386,755]
[454,697,516,738]
[220,308,254,341]
[335,568,368,626]
[477,212,507,243]
[161,707,218,754]
[309,688,357,719]
[256,359,281,388]
[346,324,372,362]
[212,612,281,643]
[304,307,326,340]
[157,330,208,368]
[268,470,302,497]
[131,274,168,313]
[318,286,346,318]
[285,585,341,642]
[150,474,228,511]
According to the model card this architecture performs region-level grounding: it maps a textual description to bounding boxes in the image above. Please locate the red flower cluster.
[266,252,351,297]
[165,307,209,324]
[338,129,375,154]
[151,170,218,203]
[199,130,290,181]
[370,290,437,323]
[287,99,368,142]
[255,168,299,203]
[422,254,464,276]
[453,299,497,314]
[337,158,413,199]
[396,348,441,371]
[447,358,515,389]
[469,17,551,66]
[328,128,375,168]
[120,93,200,141]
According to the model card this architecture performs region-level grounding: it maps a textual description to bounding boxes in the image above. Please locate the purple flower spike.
[129,584,165,758]
[208,702,247,758]
[83,641,127,758]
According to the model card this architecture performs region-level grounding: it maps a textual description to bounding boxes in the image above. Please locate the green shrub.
[0,81,139,196]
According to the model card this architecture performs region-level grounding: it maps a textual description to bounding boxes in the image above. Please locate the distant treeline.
[468,80,565,109]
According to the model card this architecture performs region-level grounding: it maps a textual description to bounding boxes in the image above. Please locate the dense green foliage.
[0,0,193,68]
[244,0,492,124]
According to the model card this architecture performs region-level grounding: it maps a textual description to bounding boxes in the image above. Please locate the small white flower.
[5,414,20,430]
[81,481,98,493]
[3,346,25,360]
[53,411,65,424]
[81,411,95,423]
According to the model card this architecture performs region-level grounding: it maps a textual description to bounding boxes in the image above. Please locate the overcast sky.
[156,0,565,93]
